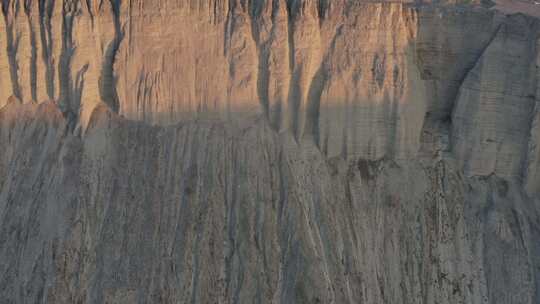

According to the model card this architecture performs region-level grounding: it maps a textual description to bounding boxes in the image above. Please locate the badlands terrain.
[1,0,540,303]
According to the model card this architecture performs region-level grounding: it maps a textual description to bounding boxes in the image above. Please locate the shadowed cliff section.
[1,100,540,304]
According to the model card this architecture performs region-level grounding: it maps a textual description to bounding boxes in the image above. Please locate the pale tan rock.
[0,1,540,304]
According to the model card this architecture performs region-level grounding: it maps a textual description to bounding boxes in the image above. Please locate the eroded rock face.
[0,1,539,303]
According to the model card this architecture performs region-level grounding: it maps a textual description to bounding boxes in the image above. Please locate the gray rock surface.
[1,1,540,303]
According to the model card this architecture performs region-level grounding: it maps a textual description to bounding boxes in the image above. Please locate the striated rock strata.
[1,1,540,303]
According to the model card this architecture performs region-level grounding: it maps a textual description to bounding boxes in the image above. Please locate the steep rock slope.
[0,1,540,303]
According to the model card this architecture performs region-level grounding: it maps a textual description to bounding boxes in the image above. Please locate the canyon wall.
[1,1,540,303]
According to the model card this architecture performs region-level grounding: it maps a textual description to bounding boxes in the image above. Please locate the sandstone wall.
[1,1,540,303]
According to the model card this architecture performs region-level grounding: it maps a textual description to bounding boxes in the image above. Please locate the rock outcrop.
[1,1,540,303]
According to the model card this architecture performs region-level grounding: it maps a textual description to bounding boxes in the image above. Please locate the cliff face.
[1,1,540,303]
